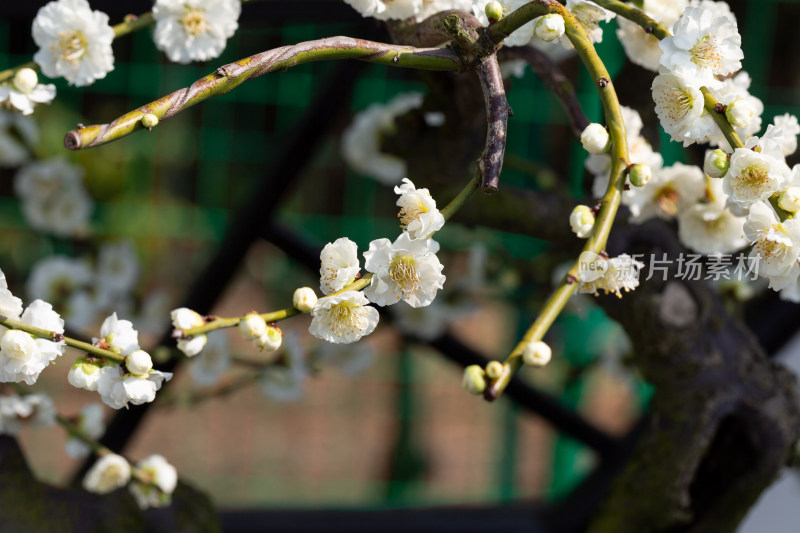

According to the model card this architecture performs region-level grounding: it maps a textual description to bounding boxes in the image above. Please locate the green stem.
[56,414,105,455]
[440,176,480,222]
[0,315,124,364]
[701,87,744,149]
[591,0,671,39]
[0,12,155,84]
[484,1,630,401]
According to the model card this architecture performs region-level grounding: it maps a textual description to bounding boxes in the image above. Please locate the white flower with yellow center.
[320,237,361,296]
[626,162,706,223]
[578,254,643,298]
[83,453,131,494]
[652,69,716,146]
[309,291,379,344]
[724,148,786,209]
[659,6,742,79]
[0,299,65,385]
[744,202,800,287]
[364,233,445,307]
[153,0,241,64]
[31,0,115,87]
[395,178,445,240]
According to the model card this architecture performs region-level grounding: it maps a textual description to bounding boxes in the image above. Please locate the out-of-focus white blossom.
[0,68,56,115]
[254,326,282,352]
[65,403,105,458]
[522,340,552,367]
[677,177,747,254]
[32,0,115,87]
[616,0,687,71]
[0,111,38,167]
[570,205,595,239]
[462,365,486,395]
[626,162,706,223]
[129,454,178,509]
[260,332,307,402]
[189,331,230,386]
[0,393,55,435]
[83,453,131,494]
[704,148,730,178]
[152,0,241,64]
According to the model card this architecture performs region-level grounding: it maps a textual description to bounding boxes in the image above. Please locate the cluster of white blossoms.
[15,157,93,238]
[309,178,446,344]
[26,241,142,333]
[68,313,172,409]
[152,0,241,64]
[0,270,66,386]
[83,453,178,509]
[344,0,472,21]
[0,393,55,435]
[0,68,55,115]
[576,253,645,298]
[471,0,611,49]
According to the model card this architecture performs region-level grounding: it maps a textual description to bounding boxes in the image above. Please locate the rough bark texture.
[588,222,800,533]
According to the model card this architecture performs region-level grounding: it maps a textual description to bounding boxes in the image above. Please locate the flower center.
[56,31,88,63]
[734,165,770,195]
[328,302,368,337]
[656,186,680,216]
[664,88,694,123]
[398,201,427,231]
[181,7,208,37]
[98,464,125,491]
[690,35,723,72]
[573,5,604,33]
[389,255,420,297]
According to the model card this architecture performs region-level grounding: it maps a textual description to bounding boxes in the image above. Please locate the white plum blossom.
[83,453,131,494]
[616,0,687,71]
[652,68,716,146]
[0,393,55,435]
[0,300,65,385]
[65,403,105,458]
[578,254,643,298]
[534,14,565,43]
[189,331,230,386]
[707,73,764,149]
[626,163,706,223]
[68,357,106,391]
[171,307,207,357]
[0,270,23,321]
[320,237,361,295]
[562,0,615,46]
[14,158,93,237]
[98,313,140,355]
[239,313,267,341]
[152,0,241,64]
[395,178,445,239]
[772,114,800,156]
[363,233,446,307]
[309,291,379,344]
[293,287,318,313]
[96,240,140,299]
[32,0,115,87]
[473,0,535,47]
[570,205,595,239]
[580,123,610,155]
[677,178,747,254]
[96,364,173,410]
[254,326,282,352]
[659,5,742,80]
[260,332,307,402]
[341,93,423,185]
[126,350,153,376]
[724,148,786,209]
[345,0,422,20]
[743,202,800,290]
[315,341,374,377]
[26,256,93,318]
[129,455,178,509]
[0,68,56,115]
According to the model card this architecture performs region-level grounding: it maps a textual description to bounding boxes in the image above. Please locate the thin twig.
[63,37,461,150]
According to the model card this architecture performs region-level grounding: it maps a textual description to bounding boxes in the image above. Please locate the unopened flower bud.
[293,287,318,312]
[704,149,729,178]
[628,163,651,187]
[0,330,37,361]
[255,326,282,352]
[485,361,504,380]
[570,205,595,239]
[580,123,610,155]
[13,68,38,94]
[462,365,486,395]
[141,113,159,128]
[522,341,551,367]
[485,1,504,22]
[126,350,153,376]
[778,187,800,213]
[239,313,267,341]
[725,99,757,128]
[534,14,565,42]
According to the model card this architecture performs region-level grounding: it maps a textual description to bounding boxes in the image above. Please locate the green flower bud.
[485,1,504,22]
[462,365,487,395]
[141,113,159,128]
[628,163,651,187]
[778,187,800,213]
[704,149,730,178]
[485,361,504,380]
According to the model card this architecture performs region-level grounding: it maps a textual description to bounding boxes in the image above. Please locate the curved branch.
[591,0,670,39]
[63,37,461,150]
